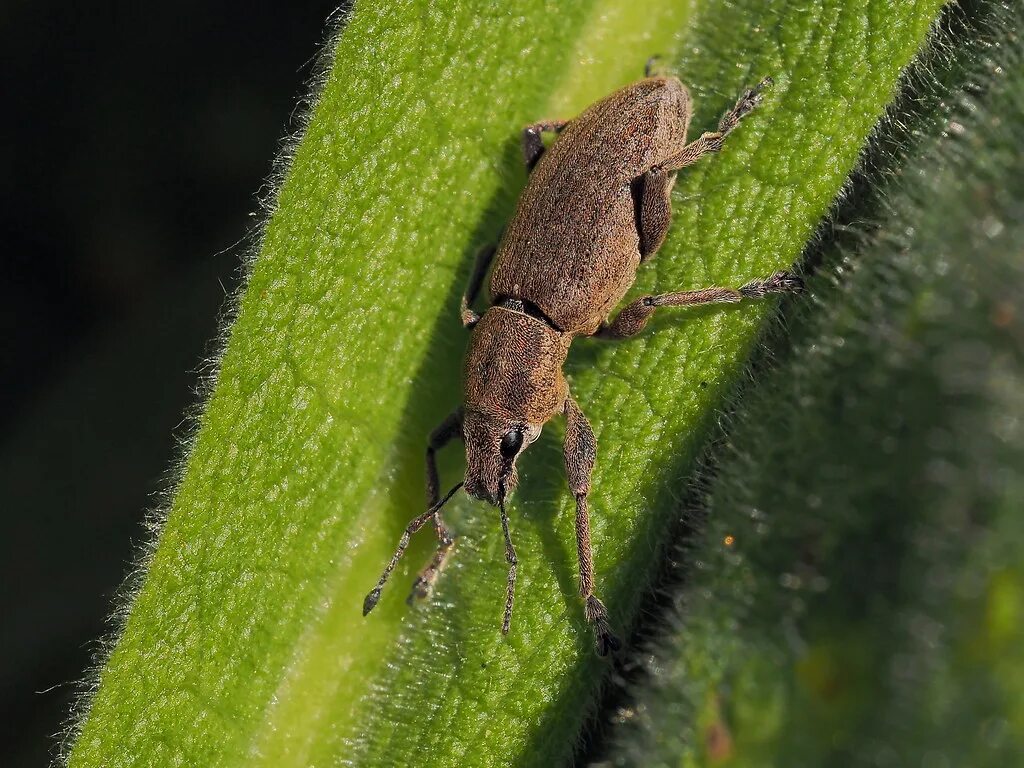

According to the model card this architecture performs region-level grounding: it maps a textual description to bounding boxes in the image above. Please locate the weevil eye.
[499,428,524,458]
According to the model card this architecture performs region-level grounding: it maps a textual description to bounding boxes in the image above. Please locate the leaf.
[600,3,1024,765]
[67,1,945,766]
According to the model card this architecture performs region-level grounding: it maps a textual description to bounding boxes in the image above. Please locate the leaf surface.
[68,1,946,765]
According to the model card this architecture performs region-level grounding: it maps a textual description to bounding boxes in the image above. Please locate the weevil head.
[462,306,571,505]
[462,411,542,504]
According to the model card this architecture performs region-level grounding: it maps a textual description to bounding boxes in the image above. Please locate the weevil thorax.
[462,305,571,504]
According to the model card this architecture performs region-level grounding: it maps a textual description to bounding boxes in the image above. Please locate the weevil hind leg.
[659,76,774,173]
[521,120,569,172]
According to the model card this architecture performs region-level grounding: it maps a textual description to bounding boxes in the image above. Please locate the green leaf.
[601,3,1024,765]
[67,1,945,766]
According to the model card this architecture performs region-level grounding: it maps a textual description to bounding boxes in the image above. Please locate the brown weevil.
[363,67,801,655]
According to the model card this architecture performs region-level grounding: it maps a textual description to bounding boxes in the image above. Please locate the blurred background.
[0,3,339,764]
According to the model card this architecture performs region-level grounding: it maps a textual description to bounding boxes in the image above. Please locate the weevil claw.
[777,270,805,293]
[406,575,432,606]
[597,629,623,657]
[362,588,382,616]
[585,595,621,656]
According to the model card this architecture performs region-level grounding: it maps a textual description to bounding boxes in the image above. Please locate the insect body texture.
[364,70,801,656]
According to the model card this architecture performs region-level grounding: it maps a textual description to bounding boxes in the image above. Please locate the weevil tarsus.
[644,54,665,78]
[521,120,569,172]
[658,75,774,171]
[739,270,803,298]
[718,75,773,135]
[461,246,497,329]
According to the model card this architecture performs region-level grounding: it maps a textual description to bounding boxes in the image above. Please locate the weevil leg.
[594,271,803,339]
[718,76,774,135]
[521,120,569,172]
[659,76,773,172]
[564,397,621,656]
[461,244,497,328]
[364,507,440,616]
[408,409,465,604]
[631,166,675,259]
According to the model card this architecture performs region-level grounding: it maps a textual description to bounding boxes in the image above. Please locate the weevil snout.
[464,478,504,506]
[464,458,516,506]
[462,411,541,505]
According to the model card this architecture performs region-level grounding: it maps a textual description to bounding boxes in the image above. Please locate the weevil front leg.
[461,244,497,328]
[363,409,465,616]
[564,397,621,656]
[408,408,465,603]
[521,120,569,172]
[658,76,773,173]
[595,271,803,339]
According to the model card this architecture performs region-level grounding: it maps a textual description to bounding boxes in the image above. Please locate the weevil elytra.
[363,67,801,655]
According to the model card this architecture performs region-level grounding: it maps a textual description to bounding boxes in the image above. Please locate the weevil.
[363,66,801,655]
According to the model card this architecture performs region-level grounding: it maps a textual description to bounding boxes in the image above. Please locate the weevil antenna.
[362,481,464,616]
[434,480,465,512]
[498,482,518,634]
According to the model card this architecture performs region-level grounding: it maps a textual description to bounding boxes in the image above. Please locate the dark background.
[0,3,340,764]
